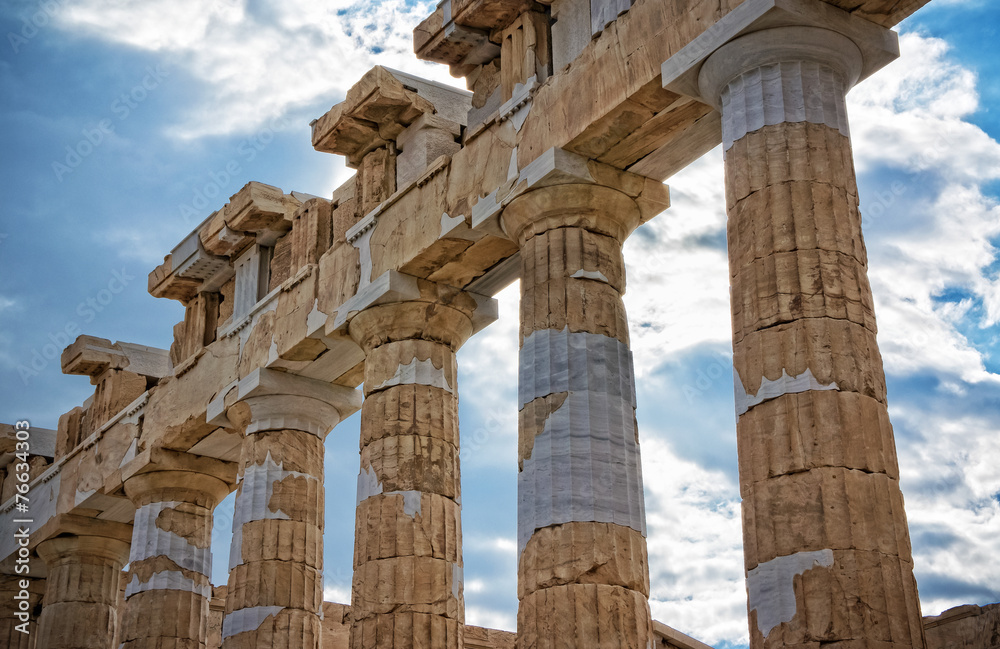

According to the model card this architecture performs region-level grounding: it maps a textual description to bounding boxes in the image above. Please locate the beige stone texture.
[207,586,227,649]
[924,603,1000,649]
[732,317,888,405]
[350,611,462,649]
[237,518,323,567]
[10,1,944,647]
[359,434,461,500]
[737,390,900,496]
[290,198,334,272]
[742,467,913,569]
[499,10,551,101]
[36,535,131,649]
[730,248,878,345]
[466,625,516,649]
[360,383,461,449]
[224,607,321,649]
[351,555,463,619]
[171,292,222,367]
[517,391,568,470]
[746,548,924,649]
[270,230,294,291]
[518,522,650,599]
[56,406,85,458]
[354,492,462,565]
[518,583,653,649]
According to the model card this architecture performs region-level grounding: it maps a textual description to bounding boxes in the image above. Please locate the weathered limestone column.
[119,462,233,649]
[35,535,130,649]
[501,184,652,648]
[698,26,925,649]
[221,369,361,649]
[347,285,481,649]
[0,574,42,648]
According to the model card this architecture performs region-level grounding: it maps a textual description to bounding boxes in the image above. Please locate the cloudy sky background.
[1,0,998,646]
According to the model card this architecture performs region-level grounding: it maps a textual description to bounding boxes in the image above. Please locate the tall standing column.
[35,534,131,649]
[221,369,361,649]
[119,462,233,649]
[501,184,651,649]
[698,26,924,649]
[347,284,484,649]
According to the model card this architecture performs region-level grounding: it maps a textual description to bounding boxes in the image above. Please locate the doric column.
[698,25,924,649]
[347,281,486,649]
[0,574,42,648]
[501,184,652,649]
[35,534,130,649]
[221,368,361,649]
[119,454,235,649]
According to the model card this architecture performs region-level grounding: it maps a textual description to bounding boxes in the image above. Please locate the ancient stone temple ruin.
[3,0,998,647]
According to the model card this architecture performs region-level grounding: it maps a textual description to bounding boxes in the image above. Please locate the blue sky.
[1,0,998,645]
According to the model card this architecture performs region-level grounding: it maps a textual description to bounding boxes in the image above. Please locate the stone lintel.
[61,335,171,382]
[471,147,670,237]
[660,0,899,105]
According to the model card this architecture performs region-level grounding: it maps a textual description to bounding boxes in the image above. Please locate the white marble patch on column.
[720,60,850,151]
[125,570,212,599]
[570,269,610,283]
[229,451,318,570]
[222,605,285,640]
[517,328,645,555]
[131,501,211,576]
[372,357,454,393]
[357,465,424,518]
[747,549,835,637]
[452,562,464,600]
[734,367,839,416]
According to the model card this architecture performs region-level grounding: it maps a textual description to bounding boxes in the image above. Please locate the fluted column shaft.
[347,288,480,649]
[35,535,130,649]
[502,184,652,649]
[120,470,230,649]
[221,369,360,649]
[0,574,42,648]
[700,25,925,649]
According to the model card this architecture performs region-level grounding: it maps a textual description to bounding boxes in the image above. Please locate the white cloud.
[643,437,747,647]
[53,0,461,139]
[466,605,516,632]
[847,33,1000,381]
[624,150,733,378]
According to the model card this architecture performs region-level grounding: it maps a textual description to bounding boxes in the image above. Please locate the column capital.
[36,534,130,566]
[500,183,642,246]
[121,446,237,507]
[697,27,863,109]
[347,276,494,352]
[471,147,669,239]
[225,368,363,436]
[124,469,231,509]
[662,0,898,103]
